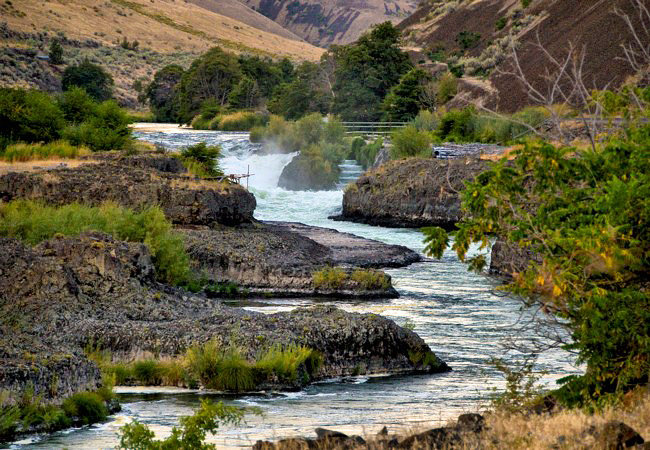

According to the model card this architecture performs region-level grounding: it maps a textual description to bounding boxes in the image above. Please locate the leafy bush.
[62,60,114,102]
[436,72,458,104]
[456,31,482,50]
[495,16,508,30]
[216,111,267,131]
[350,269,391,290]
[422,123,650,407]
[119,399,245,449]
[178,142,224,178]
[351,137,383,169]
[413,110,438,131]
[313,267,347,289]
[436,107,477,142]
[391,125,432,158]
[257,344,322,382]
[62,392,108,425]
[49,39,64,65]
[0,88,65,149]
[0,140,90,162]
[62,100,131,151]
[57,87,97,125]
[0,201,191,285]
[132,360,162,385]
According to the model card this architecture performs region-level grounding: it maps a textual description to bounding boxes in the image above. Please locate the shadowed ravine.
[15,128,580,449]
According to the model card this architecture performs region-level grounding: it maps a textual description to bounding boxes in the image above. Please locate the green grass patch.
[0,200,191,285]
[313,267,391,291]
[313,267,347,289]
[88,340,322,393]
[350,269,391,290]
[0,140,91,162]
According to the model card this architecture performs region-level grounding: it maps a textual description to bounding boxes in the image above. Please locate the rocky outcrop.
[489,239,540,277]
[0,154,256,226]
[333,157,488,229]
[278,154,339,191]
[0,233,449,403]
[181,221,420,298]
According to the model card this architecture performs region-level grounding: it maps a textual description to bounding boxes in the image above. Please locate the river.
[11,126,579,449]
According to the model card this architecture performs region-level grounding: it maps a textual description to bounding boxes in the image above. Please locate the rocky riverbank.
[0,152,419,298]
[331,157,488,229]
[0,151,448,442]
[0,232,448,400]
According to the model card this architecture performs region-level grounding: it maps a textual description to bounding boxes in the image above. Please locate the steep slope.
[0,0,322,59]
[0,0,323,106]
[240,0,419,47]
[399,0,641,112]
[186,0,305,42]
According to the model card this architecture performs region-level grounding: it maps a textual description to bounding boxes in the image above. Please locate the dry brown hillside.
[240,0,419,47]
[1,0,322,60]
[399,0,641,112]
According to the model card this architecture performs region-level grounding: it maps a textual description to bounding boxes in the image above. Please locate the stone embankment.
[332,157,488,229]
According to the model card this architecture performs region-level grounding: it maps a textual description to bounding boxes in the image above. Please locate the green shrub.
[456,31,482,50]
[391,125,432,158]
[313,267,347,289]
[62,59,114,102]
[133,360,162,385]
[217,111,267,131]
[0,201,191,285]
[190,114,212,130]
[257,344,321,382]
[178,142,224,178]
[62,392,107,425]
[63,100,131,151]
[57,87,96,125]
[521,0,532,8]
[0,140,90,162]
[436,73,458,104]
[413,110,437,131]
[495,16,508,30]
[0,405,20,441]
[351,137,383,169]
[119,400,245,449]
[436,107,477,142]
[0,88,65,148]
[350,269,391,290]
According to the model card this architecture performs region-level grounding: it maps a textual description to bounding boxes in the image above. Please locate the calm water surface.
[11,126,579,449]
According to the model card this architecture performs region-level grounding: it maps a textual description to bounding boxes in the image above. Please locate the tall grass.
[0,140,91,162]
[88,340,322,392]
[0,200,190,285]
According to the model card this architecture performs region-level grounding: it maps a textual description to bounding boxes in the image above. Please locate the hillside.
[240,0,419,47]
[399,0,641,112]
[0,0,323,107]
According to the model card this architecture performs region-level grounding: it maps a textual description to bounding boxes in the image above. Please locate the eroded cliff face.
[335,157,488,229]
[241,0,418,47]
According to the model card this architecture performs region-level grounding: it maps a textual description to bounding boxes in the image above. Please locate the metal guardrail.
[341,122,408,135]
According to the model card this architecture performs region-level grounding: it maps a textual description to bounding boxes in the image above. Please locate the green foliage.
[390,125,432,158]
[413,110,438,132]
[436,107,477,142]
[350,137,383,169]
[132,361,162,385]
[0,201,191,285]
[62,60,114,102]
[436,72,458,105]
[184,341,252,392]
[57,87,96,125]
[228,77,261,110]
[489,358,546,413]
[495,16,508,30]
[422,122,650,407]
[48,39,64,65]
[178,142,224,178]
[0,88,65,148]
[256,344,322,382]
[176,47,242,123]
[0,140,90,162]
[119,399,245,450]
[456,31,482,51]
[350,269,391,290]
[422,226,449,259]
[215,111,267,132]
[521,0,532,8]
[146,64,184,122]
[268,62,329,120]
[330,22,413,121]
[313,267,347,289]
[62,392,108,425]
[63,100,131,151]
[382,68,431,122]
